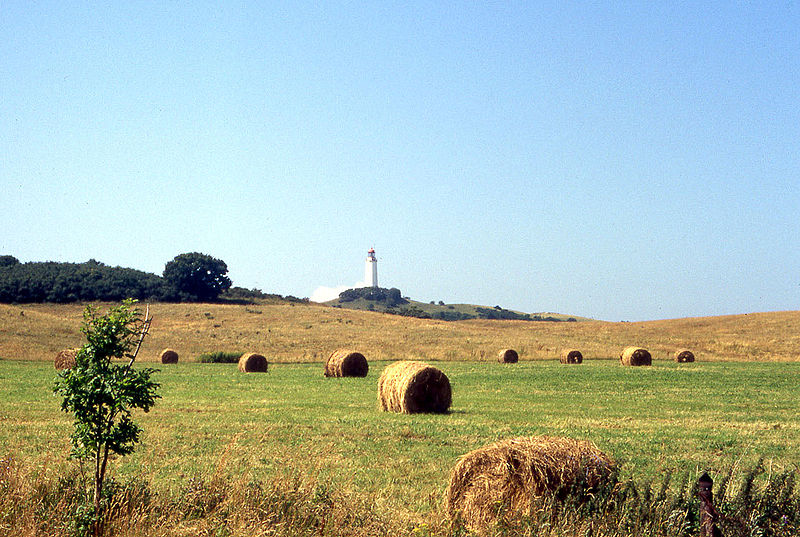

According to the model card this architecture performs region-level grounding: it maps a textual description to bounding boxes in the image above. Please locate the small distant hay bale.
[238,352,268,373]
[674,349,695,363]
[54,348,78,370]
[445,436,616,531]
[324,349,368,377]
[560,349,583,364]
[160,348,179,364]
[377,361,451,414]
[620,346,652,366]
[497,348,519,363]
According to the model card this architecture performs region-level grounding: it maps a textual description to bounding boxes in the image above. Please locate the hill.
[324,286,591,322]
[1,301,798,363]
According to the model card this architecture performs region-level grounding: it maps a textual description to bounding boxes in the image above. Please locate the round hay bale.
[324,349,368,377]
[238,352,268,373]
[445,436,616,531]
[377,360,451,414]
[160,348,179,364]
[674,349,695,363]
[54,348,78,370]
[620,346,652,366]
[560,349,583,364]
[497,348,519,364]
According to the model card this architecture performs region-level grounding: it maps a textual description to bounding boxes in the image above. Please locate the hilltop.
[323,286,592,322]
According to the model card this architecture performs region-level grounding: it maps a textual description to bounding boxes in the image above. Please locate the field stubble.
[1,302,799,363]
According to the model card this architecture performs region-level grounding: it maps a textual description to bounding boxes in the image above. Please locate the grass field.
[2,303,799,535]
[3,359,798,512]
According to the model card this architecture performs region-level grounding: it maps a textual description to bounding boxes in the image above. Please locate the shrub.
[196,351,243,363]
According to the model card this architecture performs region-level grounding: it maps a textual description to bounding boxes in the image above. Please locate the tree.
[0,255,19,267]
[54,299,158,535]
[162,252,232,302]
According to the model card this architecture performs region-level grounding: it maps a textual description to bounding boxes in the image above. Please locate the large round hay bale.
[377,361,451,414]
[54,348,78,370]
[324,349,368,377]
[445,436,616,531]
[560,349,583,364]
[238,352,268,373]
[497,348,519,363]
[674,349,695,363]
[620,346,651,366]
[160,348,179,364]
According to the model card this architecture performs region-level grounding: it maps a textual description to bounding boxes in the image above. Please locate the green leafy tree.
[0,255,19,267]
[54,299,158,534]
[163,252,232,301]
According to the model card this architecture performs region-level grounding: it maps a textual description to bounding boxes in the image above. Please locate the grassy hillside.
[326,294,591,322]
[1,301,799,363]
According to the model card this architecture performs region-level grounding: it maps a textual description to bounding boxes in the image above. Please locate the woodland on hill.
[0,253,301,305]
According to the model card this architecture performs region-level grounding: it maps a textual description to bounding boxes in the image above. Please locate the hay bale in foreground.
[560,349,583,364]
[377,361,451,414]
[160,348,179,364]
[674,349,695,363]
[238,352,268,373]
[54,348,78,370]
[620,346,652,366]
[445,436,616,531]
[497,348,519,363]
[324,349,368,377]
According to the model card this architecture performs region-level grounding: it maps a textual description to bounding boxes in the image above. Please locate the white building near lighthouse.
[365,248,378,287]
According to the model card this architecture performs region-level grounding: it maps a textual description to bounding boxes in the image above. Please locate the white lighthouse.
[365,248,378,288]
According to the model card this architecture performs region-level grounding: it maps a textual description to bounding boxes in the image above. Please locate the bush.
[196,351,243,364]
[337,287,408,306]
[432,310,474,321]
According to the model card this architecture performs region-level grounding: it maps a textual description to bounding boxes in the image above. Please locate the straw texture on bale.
[445,436,616,531]
[324,349,368,377]
[238,352,268,373]
[497,348,519,363]
[54,348,78,370]
[560,349,583,364]
[378,360,451,414]
[620,346,652,366]
[674,349,695,363]
[160,348,179,364]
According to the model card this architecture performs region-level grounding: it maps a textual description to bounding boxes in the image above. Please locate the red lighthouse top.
[368,248,375,254]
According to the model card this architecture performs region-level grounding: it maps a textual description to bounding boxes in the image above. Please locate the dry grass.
[497,348,518,363]
[620,346,652,366]
[238,353,268,373]
[377,361,451,413]
[1,302,799,363]
[444,436,616,531]
[53,348,77,370]
[159,348,179,364]
[560,349,583,364]
[324,349,368,377]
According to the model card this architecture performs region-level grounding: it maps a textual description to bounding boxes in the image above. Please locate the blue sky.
[2,2,798,321]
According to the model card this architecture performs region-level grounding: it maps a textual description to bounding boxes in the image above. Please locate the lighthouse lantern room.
[365,248,378,288]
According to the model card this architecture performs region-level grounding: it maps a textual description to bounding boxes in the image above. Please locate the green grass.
[2,358,799,519]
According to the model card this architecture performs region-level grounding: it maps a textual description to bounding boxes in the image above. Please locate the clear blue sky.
[2,2,798,321]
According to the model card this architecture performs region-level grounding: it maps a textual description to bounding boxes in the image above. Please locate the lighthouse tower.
[365,248,378,288]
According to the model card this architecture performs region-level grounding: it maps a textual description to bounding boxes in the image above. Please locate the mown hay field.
[1,302,799,363]
[1,358,798,521]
